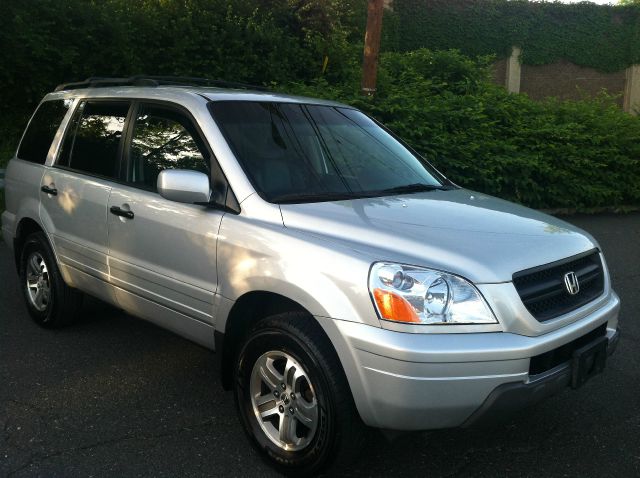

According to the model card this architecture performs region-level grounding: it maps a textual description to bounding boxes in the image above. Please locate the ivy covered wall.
[388,0,640,73]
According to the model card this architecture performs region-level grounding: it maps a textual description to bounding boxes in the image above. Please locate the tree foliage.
[0,0,366,145]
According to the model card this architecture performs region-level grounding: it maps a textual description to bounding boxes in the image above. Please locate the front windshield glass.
[209,101,445,203]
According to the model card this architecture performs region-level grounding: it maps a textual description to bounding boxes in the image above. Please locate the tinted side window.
[128,105,209,191]
[17,99,72,164]
[58,101,130,179]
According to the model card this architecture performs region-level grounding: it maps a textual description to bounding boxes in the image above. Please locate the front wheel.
[234,312,365,475]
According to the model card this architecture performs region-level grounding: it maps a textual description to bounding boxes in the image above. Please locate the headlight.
[369,262,497,325]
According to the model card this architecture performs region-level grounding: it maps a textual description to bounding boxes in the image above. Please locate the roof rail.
[54,76,269,92]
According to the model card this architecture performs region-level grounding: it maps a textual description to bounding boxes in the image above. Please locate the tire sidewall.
[19,233,60,326]
[235,325,337,473]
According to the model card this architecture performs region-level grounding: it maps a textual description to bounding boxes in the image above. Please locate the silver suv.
[2,77,620,474]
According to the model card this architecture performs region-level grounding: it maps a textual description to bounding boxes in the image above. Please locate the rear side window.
[17,99,72,164]
[58,101,130,179]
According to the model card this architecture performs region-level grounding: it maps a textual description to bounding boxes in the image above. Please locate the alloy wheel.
[249,350,319,451]
[25,251,51,312]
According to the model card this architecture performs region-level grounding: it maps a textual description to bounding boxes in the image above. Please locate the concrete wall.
[624,65,640,115]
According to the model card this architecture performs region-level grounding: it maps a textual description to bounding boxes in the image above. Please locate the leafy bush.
[286,49,640,209]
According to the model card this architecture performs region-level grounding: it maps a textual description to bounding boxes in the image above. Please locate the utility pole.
[361,0,385,96]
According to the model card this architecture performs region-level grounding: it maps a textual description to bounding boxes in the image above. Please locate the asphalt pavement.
[1,213,639,477]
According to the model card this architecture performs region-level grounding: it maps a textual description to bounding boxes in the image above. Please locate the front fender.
[216,213,380,329]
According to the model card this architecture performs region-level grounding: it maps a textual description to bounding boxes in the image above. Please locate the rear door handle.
[41,185,58,196]
[110,205,134,220]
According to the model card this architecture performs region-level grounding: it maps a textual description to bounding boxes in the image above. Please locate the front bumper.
[462,328,619,428]
[318,292,620,431]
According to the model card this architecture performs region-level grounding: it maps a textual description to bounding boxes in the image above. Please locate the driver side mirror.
[157,169,210,204]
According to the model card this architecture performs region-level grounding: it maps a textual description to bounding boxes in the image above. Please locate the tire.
[234,311,366,475]
[19,231,83,328]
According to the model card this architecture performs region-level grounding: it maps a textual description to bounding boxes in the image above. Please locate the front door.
[106,102,222,339]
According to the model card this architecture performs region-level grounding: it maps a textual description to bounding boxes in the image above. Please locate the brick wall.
[492,58,508,87]
[519,60,626,107]
[493,49,638,113]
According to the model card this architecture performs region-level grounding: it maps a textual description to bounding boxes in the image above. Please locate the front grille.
[529,323,607,375]
[513,250,604,322]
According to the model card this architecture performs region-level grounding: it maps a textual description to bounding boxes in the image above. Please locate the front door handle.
[110,205,134,220]
[41,185,58,196]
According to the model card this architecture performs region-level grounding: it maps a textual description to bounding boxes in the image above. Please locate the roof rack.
[54,76,269,92]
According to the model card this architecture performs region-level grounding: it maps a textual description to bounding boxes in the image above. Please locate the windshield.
[209,101,446,203]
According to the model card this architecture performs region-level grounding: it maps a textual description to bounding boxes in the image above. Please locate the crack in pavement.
[2,399,49,447]
[6,418,216,477]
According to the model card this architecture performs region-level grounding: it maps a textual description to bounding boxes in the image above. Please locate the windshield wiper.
[271,183,454,204]
[270,192,362,204]
[378,183,450,195]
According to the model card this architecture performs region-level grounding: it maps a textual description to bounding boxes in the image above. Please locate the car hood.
[279,189,598,283]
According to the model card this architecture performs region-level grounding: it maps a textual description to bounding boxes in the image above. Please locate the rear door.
[40,100,131,303]
[6,99,73,243]
[106,102,223,333]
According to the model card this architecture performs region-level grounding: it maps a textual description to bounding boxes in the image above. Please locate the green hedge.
[0,0,366,147]
[286,49,640,210]
[2,2,640,211]
[387,0,640,73]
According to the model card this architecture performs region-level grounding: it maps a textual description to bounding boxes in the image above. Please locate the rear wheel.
[19,231,83,327]
[234,312,366,475]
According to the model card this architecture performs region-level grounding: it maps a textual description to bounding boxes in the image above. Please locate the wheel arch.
[216,291,349,395]
[13,217,47,269]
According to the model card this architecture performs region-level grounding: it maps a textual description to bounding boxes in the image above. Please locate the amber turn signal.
[373,288,421,323]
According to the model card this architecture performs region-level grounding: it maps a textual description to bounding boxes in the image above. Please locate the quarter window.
[57,101,130,179]
[128,105,209,191]
[17,99,73,164]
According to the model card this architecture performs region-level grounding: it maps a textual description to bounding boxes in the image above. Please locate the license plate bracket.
[571,335,608,389]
